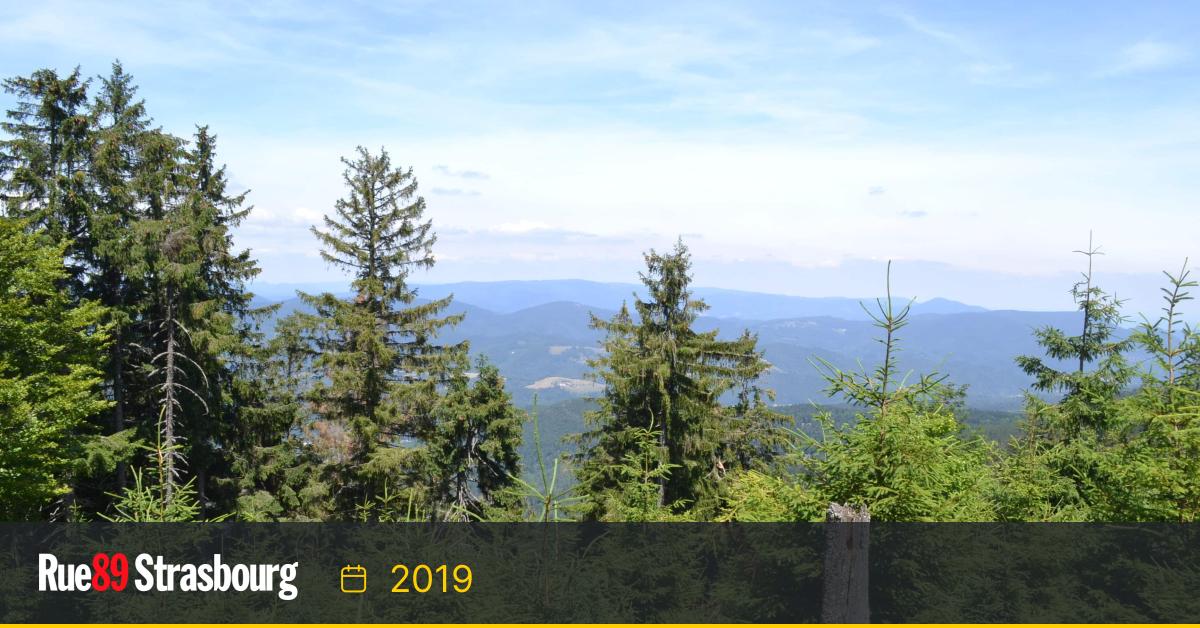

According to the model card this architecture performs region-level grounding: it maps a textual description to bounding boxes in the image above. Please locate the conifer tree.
[1134,259,1198,395]
[1002,236,1136,520]
[814,261,948,412]
[290,146,467,517]
[573,240,784,518]
[1104,261,1200,521]
[230,315,329,521]
[85,61,157,492]
[0,218,111,519]
[0,67,92,283]
[1015,234,1134,434]
[173,126,270,510]
[425,359,525,521]
[789,262,994,522]
[129,132,200,503]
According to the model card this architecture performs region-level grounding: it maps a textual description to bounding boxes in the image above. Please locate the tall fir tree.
[85,61,157,494]
[173,125,270,511]
[289,146,467,517]
[0,67,92,285]
[573,240,785,519]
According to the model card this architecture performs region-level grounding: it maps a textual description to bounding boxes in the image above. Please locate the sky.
[2,0,1199,313]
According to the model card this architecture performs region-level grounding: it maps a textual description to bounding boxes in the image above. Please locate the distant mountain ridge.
[249,279,1120,413]
[252,278,987,321]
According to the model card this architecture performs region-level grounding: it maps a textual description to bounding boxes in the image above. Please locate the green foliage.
[999,251,1200,522]
[590,426,690,522]
[572,240,788,519]
[102,467,204,522]
[9,60,1200,526]
[0,67,92,274]
[266,146,482,519]
[716,470,825,522]
[503,397,583,521]
[424,359,526,520]
[0,218,111,519]
[101,408,229,522]
[786,261,997,521]
[813,261,947,412]
[1015,235,1134,434]
[799,401,998,521]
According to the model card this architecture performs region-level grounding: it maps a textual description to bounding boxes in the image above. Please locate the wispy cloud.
[1101,40,1188,76]
[891,10,980,56]
[888,9,1049,88]
[431,187,480,196]
[5,0,1199,304]
[433,164,490,180]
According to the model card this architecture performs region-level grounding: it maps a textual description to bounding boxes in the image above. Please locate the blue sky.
[2,1,1199,312]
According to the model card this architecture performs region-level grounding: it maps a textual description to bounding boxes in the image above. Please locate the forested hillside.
[258,289,1101,409]
[3,63,1199,523]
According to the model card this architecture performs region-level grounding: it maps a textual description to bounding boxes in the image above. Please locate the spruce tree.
[291,146,466,517]
[85,61,157,493]
[788,262,994,522]
[425,359,525,521]
[573,239,784,518]
[1002,236,1136,520]
[129,130,199,503]
[0,218,111,519]
[231,315,328,521]
[173,125,269,511]
[1015,234,1134,434]
[0,67,92,283]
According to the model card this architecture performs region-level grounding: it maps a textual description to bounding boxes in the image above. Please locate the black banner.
[2,523,1198,623]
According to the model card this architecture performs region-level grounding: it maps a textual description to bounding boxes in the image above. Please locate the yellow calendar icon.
[340,565,367,593]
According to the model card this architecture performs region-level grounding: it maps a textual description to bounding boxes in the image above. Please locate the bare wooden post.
[822,502,870,623]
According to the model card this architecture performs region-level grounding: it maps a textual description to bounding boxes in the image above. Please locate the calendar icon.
[340,565,367,593]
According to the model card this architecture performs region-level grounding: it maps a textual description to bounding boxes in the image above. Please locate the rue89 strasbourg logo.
[38,552,300,600]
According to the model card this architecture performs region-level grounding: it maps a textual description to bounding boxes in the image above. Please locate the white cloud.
[1102,40,1188,76]
[891,10,980,56]
[492,220,553,234]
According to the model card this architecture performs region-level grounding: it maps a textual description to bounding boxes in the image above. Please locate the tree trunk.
[163,293,177,504]
[821,502,870,623]
[112,335,127,489]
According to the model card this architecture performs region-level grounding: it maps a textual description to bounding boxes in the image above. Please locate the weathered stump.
[821,502,870,623]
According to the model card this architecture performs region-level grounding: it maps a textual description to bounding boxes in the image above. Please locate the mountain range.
[252,279,1115,412]
[252,279,987,320]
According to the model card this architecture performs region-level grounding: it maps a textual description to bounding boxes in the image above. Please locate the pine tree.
[289,146,467,517]
[573,239,784,518]
[0,218,111,519]
[130,136,202,504]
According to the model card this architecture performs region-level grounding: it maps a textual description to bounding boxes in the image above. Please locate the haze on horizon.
[3,0,1197,314]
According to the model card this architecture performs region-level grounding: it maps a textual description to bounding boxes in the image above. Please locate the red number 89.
[91,552,129,592]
